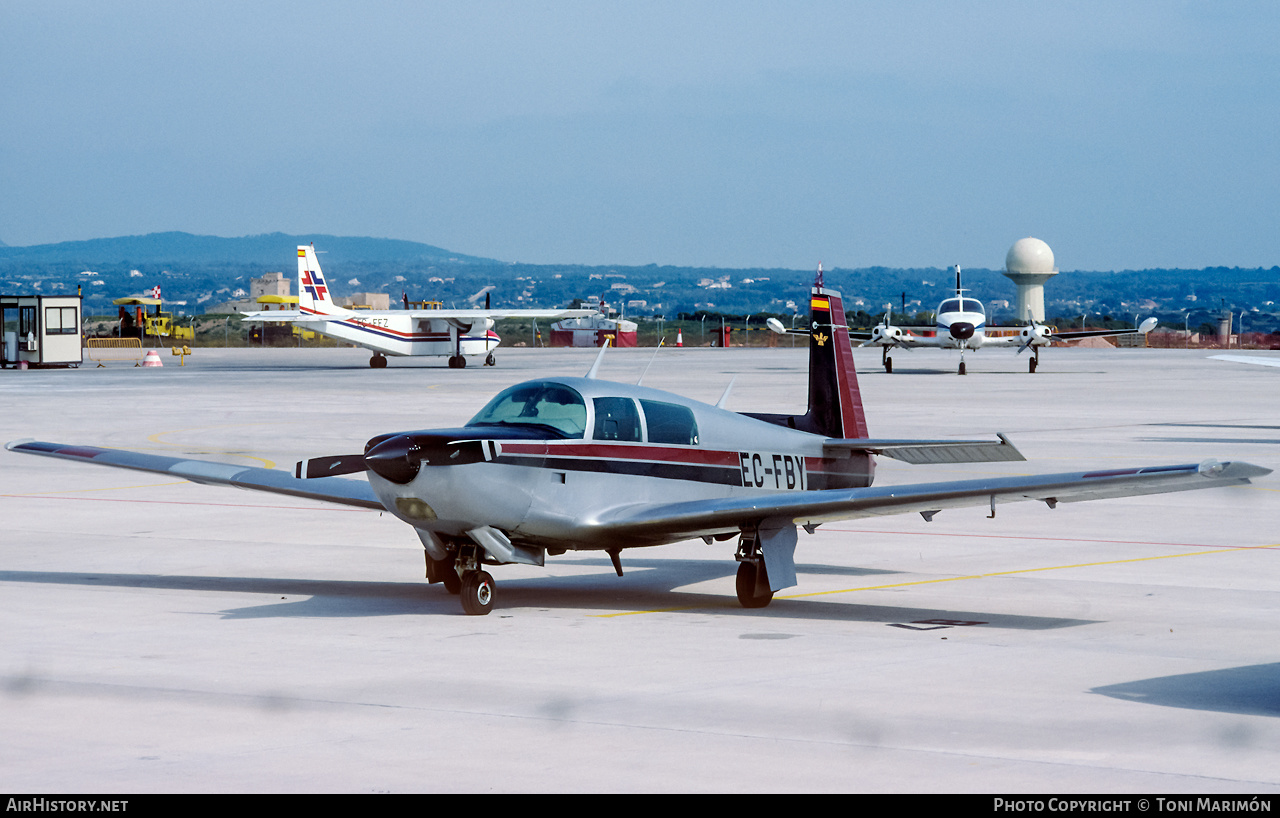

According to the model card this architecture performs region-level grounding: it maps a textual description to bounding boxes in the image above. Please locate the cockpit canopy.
[467,381,588,438]
[465,380,700,445]
[938,298,984,316]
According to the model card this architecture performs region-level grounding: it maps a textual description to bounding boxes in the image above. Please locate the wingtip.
[1199,459,1273,480]
[5,438,35,452]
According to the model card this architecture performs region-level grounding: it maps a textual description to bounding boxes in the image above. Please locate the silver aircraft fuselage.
[367,376,873,551]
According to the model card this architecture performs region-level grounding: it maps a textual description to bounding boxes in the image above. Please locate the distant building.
[207,272,290,313]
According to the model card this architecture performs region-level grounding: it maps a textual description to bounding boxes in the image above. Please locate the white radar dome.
[1006,237,1056,274]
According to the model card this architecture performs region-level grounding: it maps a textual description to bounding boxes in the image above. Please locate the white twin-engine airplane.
[240,245,594,368]
[8,270,1267,615]
[852,265,1159,375]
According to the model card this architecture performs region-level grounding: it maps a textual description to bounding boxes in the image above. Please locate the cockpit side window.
[466,381,587,438]
[961,298,985,314]
[593,397,642,442]
[939,299,961,314]
[640,400,699,446]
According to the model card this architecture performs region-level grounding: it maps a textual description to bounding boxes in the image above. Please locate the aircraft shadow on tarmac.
[1093,663,1280,718]
[1,564,1096,630]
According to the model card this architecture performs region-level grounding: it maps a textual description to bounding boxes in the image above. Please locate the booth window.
[45,306,78,335]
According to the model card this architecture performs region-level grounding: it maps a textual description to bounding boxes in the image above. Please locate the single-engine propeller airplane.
[240,245,594,368]
[846,266,1158,375]
[7,270,1267,615]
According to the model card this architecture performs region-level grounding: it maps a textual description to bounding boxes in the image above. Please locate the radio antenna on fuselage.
[585,338,611,379]
[636,343,663,385]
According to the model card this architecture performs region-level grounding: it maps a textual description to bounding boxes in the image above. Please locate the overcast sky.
[2,2,1277,271]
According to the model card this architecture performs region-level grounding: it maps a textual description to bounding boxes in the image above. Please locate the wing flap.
[6,440,383,510]
[584,460,1268,546]
[825,434,1025,463]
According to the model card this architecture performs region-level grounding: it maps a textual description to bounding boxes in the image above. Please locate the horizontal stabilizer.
[825,433,1025,464]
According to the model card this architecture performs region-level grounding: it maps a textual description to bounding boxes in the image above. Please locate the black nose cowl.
[364,434,422,484]
[949,321,975,340]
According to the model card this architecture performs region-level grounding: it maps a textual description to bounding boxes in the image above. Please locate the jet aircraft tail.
[296,245,347,316]
[746,267,870,439]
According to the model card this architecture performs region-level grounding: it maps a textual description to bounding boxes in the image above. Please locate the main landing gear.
[369,353,388,368]
[426,546,494,615]
[734,531,774,609]
[1029,349,1039,373]
[447,355,467,368]
[882,347,893,374]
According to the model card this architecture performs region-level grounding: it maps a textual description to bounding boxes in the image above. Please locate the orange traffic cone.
[142,349,163,367]
[676,329,683,347]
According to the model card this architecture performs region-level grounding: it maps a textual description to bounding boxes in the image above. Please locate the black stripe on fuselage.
[491,453,869,489]
[495,454,744,486]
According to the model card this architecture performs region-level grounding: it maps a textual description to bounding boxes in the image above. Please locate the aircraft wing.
[983,318,1159,347]
[239,308,596,322]
[399,308,596,320]
[5,440,383,510]
[585,460,1268,546]
[239,310,306,323]
[1211,354,1280,368]
[850,328,946,348]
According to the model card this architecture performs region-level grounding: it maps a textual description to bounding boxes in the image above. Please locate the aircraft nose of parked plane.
[949,321,975,340]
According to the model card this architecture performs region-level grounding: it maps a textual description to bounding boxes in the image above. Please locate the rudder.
[297,245,343,315]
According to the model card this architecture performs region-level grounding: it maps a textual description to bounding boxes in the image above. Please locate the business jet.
[852,266,1158,374]
[8,269,1266,615]
[241,245,594,368]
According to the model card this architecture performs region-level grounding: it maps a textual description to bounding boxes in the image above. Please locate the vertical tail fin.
[806,276,870,439]
[742,266,870,439]
[297,245,343,315]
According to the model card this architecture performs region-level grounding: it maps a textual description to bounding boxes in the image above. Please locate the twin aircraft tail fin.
[296,245,345,316]
[744,270,870,439]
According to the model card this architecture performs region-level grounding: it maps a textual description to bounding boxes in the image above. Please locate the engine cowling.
[1019,324,1053,346]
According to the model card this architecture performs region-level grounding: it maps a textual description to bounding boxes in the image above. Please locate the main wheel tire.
[884,357,893,374]
[958,361,967,375]
[461,571,494,615]
[1029,357,1038,373]
[735,561,774,609]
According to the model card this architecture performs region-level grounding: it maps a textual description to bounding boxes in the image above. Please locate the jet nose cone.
[950,321,975,340]
[364,434,421,484]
